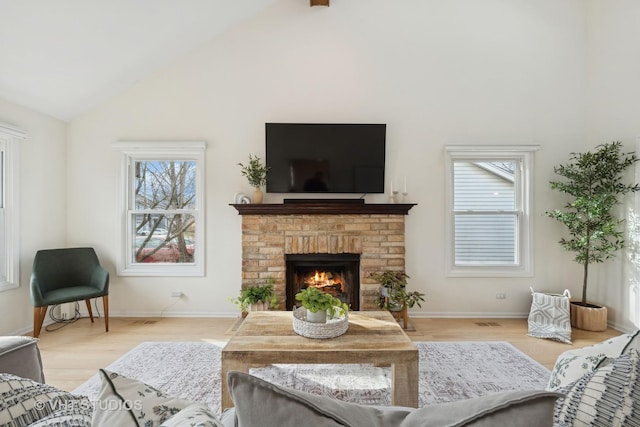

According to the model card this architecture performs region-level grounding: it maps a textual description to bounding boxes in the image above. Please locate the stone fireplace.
[233,202,416,310]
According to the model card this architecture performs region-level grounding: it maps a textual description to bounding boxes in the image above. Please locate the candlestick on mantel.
[389,179,398,203]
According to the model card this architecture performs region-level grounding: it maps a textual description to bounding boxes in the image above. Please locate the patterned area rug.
[72,341,550,414]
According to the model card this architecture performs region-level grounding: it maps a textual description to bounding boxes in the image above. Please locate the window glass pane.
[135,160,196,210]
[0,151,4,208]
[454,214,516,264]
[453,161,515,211]
[0,151,3,271]
[133,213,196,264]
[0,208,5,279]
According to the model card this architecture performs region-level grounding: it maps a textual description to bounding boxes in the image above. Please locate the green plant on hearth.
[370,270,425,311]
[238,154,269,188]
[230,278,277,313]
[545,141,639,307]
[295,286,348,319]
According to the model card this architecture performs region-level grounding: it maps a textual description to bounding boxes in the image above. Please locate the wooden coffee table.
[221,310,418,410]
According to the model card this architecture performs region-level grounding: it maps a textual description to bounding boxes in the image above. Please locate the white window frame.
[444,145,538,277]
[633,137,640,326]
[0,122,26,291]
[113,141,206,277]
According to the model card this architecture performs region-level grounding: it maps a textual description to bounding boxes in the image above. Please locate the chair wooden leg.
[103,295,109,332]
[85,299,94,323]
[33,306,47,338]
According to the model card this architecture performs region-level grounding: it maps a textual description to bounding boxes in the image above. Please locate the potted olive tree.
[545,141,639,331]
[230,279,277,317]
[295,287,348,324]
[238,154,269,204]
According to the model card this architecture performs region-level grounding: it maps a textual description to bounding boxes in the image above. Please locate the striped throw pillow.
[554,349,640,426]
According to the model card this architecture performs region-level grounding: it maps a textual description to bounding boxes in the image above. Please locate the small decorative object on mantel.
[401,175,409,203]
[310,0,329,6]
[389,179,398,203]
[234,192,251,204]
[238,154,269,204]
[545,141,639,331]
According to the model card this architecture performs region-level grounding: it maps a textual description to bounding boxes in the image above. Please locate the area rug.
[71,341,550,415]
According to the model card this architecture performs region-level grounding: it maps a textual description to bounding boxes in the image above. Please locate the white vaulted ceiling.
[0,0,279,121]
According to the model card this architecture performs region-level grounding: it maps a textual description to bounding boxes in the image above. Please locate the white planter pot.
[248,301,270,312]
[380,286,403,311]
[306,309,327,324]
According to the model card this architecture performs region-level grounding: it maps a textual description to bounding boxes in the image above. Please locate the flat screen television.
[265,123,386,194]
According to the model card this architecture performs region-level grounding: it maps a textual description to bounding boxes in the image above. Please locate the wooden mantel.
[230,202,417,215]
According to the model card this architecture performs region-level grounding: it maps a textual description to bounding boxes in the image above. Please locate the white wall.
[585,0,640,331]
[0,99,67,335]
[63,0,596,319]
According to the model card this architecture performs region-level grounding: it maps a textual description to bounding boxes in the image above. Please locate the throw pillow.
[0,373,92,427]
[527,290,572,344]
[547,331,638,391]
[554,348,640,426]
[621,329,640,355]
[92,369,197,427]
[227,371,561,427]
[160,403,223,427]
[0,336,45,383]
[228,370,412,427]
[400,390,562,427]
[547,353,607,391]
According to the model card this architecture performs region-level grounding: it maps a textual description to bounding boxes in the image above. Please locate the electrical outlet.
[495,293,506,299]
[171,291,183,298]
[59,302,75,319]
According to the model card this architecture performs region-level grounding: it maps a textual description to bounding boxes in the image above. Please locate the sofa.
[1,332,639,427]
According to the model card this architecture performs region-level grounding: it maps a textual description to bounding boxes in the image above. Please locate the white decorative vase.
[306,309,327,324]
[248,301,269,312]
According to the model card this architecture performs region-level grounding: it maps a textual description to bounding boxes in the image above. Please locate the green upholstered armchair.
[30,247,109,338]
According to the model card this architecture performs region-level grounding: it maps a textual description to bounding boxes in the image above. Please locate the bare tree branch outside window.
[133,160,196,264]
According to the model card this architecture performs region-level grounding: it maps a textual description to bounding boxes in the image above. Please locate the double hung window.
[445,145,537,277]
[114,141,205,276]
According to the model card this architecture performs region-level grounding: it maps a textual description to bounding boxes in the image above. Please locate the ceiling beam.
[310,0,329,6]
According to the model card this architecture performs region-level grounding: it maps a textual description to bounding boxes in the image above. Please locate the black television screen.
[265,123,386,194]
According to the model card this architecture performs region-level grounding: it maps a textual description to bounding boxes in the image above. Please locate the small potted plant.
[230,279,277,317]
[295,287,348,324]
[545,141,639,331]
[238,154,269,204]
[370,270,425,312]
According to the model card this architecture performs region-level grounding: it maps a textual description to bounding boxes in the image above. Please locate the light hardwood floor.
[34,315,621,393]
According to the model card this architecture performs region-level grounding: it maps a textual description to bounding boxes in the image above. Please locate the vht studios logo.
[34,398,143,412]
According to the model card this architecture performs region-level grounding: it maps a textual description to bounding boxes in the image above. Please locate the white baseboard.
[10,310,630,336]
[408,311,530,318]
[79,310,240,318]
[606,321,637,334]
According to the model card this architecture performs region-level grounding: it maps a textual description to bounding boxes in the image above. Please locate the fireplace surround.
[286,253,360,310]
[232,202,416,310]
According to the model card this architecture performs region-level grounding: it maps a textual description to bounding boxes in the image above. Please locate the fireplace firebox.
[286,253,360,311]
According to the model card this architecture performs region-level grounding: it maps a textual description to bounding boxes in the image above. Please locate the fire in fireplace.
[286,253,360,311]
